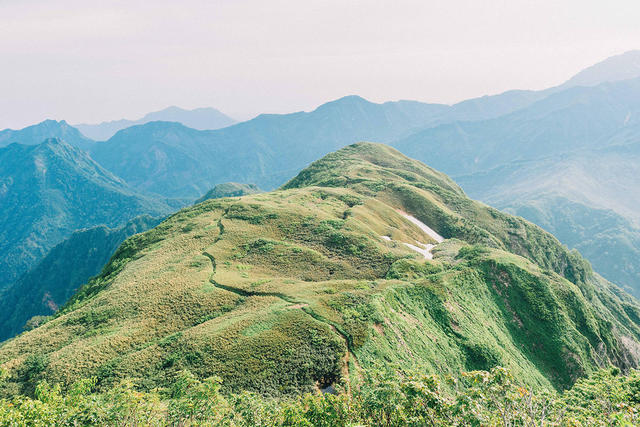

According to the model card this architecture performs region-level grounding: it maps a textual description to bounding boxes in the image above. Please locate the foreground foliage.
[0,366,638,426]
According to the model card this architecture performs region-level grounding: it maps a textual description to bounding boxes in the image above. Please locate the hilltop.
[1,143,639,398]
[195,182,262,203]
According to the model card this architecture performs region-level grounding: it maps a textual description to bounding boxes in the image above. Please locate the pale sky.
[1,0,639,129]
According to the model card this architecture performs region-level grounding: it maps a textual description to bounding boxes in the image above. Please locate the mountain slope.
[76,106,237,140]
[391,78,640,294]
[195,182,261,203]
[0,139,172,287]
[89,96,452,197]
[393,77,640,177]
[0,215,162,342]
[0,120,94,151]
[561,50,640,89]
[455,139,640,296]
[2,143,639,398]
[89,94,554,199]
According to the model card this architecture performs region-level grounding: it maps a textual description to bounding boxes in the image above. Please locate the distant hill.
[2,143,639,398]
[561,50,640,89]
[0,120,94,151]
[0,215,162,342]
[88,96,449,198]
[0,139,172,288]
[195,182,261,203]
[90,94,549,199]
[392,77,640,295]
[393,77,640,176]
[75,106,237,140]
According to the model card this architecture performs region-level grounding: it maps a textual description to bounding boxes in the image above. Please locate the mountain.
[0,120,94,151]
[90,94,552,199]
[0,138,172,288]
[455,139,640,296]
[195,182,261,203]
[392,77,640,295]
[393,77,640,177]
[0,215,162,342]
[561,50,640,89]
[2,143,639,398]
[75,106,237,140]
[88,96,451,197]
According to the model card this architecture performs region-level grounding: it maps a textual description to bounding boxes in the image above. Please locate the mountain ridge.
[2,143,638,399]
[75,106,237,140]
[0,120,94,151]
[0,138,172,288]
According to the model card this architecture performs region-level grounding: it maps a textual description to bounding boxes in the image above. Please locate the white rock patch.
[379,211,445,260]
[403,242,436,260]
[397,210,444,243]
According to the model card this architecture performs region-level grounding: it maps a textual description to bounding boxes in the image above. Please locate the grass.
[2,142,640,399]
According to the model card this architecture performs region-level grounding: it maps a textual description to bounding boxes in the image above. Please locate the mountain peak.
[0,120,93,150]
[283,142,463,196]
[4,142,636,396]
[563,50,640,88]
[76,106,236,140]
[312,95,373,112]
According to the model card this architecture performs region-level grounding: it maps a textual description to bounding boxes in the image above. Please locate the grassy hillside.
[195,182,261,203]
[0,215,162,342]
[2,143,639,399]
[456,140,640,296]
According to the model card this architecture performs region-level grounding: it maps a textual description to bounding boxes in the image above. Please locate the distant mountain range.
[0,139,172,288]
[87,89,573,199]
[3,48,640,331]
[560,50,640,89]
[0,120,94,151]
[75,106,237,140]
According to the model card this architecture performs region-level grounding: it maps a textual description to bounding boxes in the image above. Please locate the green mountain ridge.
[2,143,639,399]
[391,77,640,296]
[195,182,262,203]
[0,138,172,288]
[0,215,162,342]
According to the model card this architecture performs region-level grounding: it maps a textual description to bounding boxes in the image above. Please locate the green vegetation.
[1,367,640,425]
[0,138,172,289]
[394,78,640,297]
[195,182,262,204]
[2,143,640,419]
[0,215,162,342]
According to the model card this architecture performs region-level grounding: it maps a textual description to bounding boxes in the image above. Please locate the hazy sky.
[1,0,639,129]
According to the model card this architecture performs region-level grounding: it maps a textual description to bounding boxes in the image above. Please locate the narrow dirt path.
[201,212,359,390]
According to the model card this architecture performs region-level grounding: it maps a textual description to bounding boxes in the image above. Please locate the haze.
[1,0,639,129]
